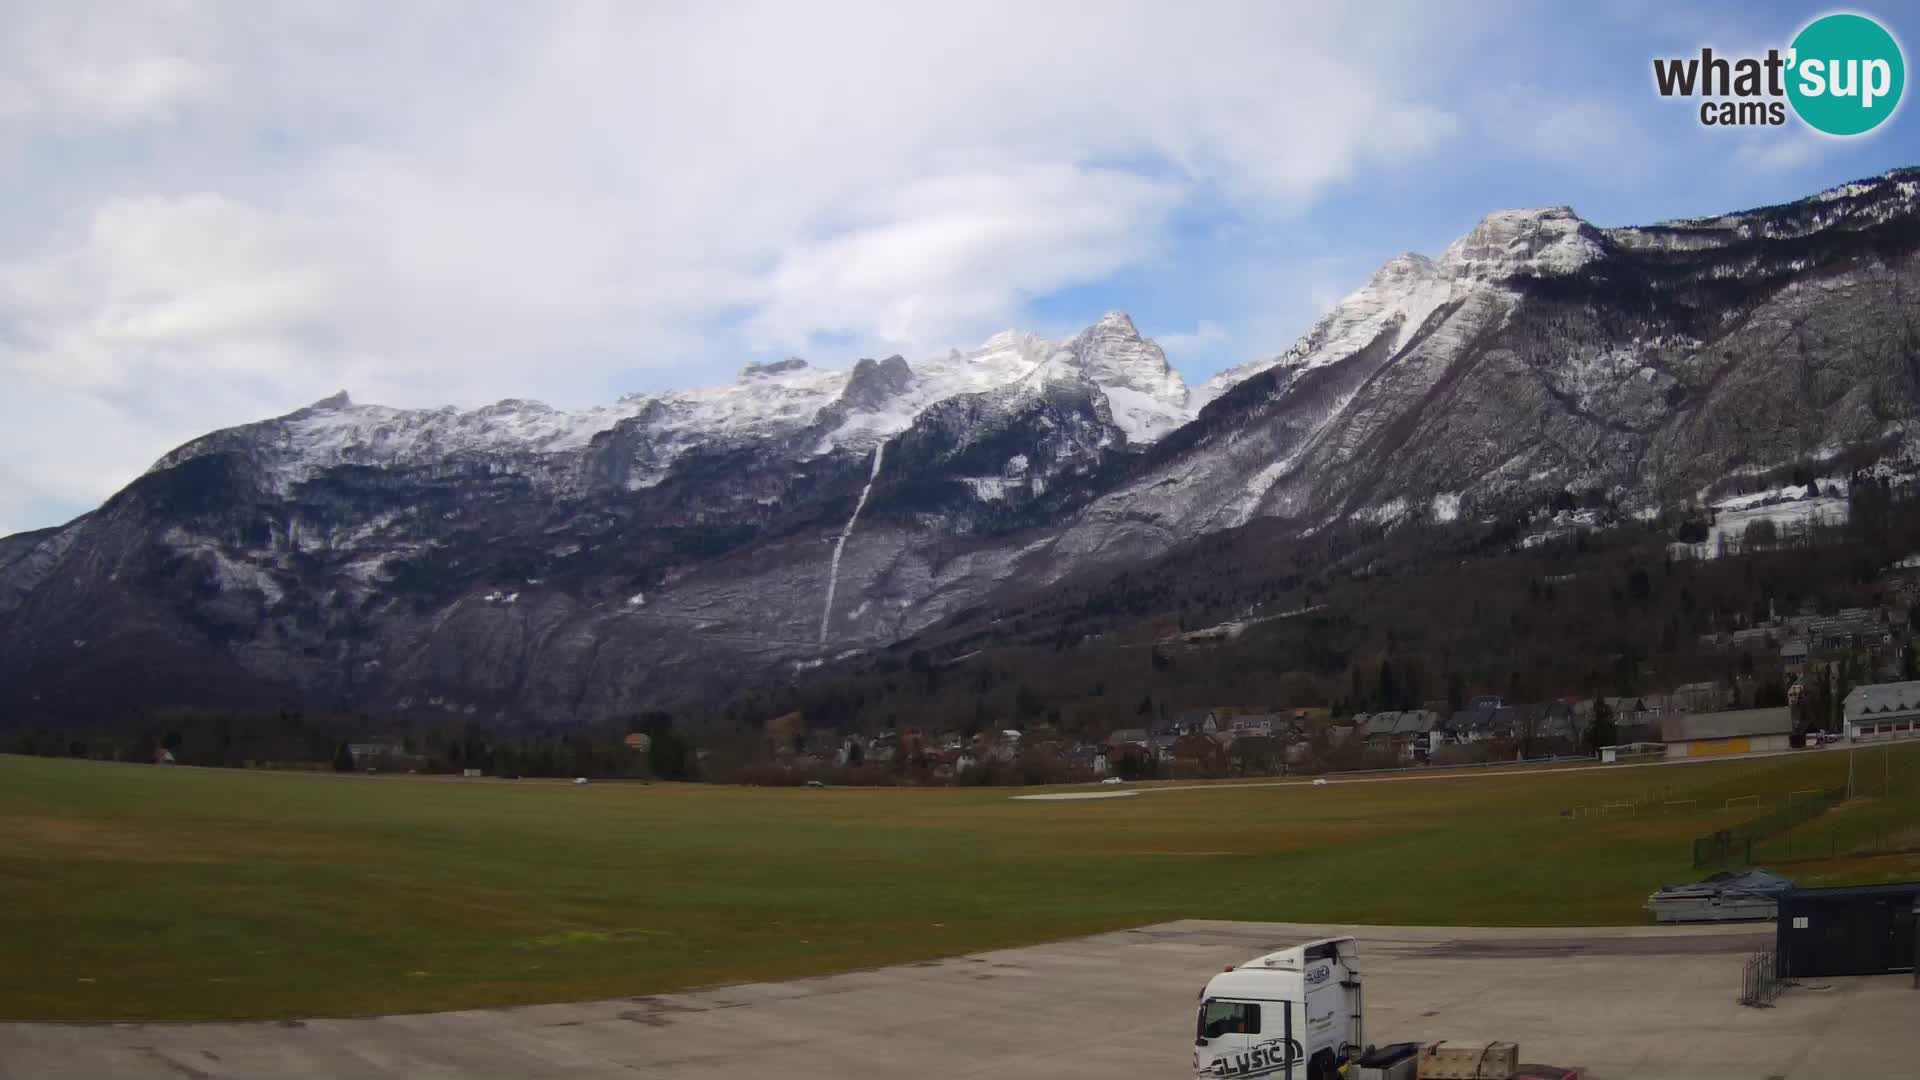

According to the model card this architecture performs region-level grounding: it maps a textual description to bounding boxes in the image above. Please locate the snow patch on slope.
[819,440,887,643]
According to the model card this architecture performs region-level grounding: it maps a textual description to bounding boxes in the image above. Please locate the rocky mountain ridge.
[4,168,1918,726]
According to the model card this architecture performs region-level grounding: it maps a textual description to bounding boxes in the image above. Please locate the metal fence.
[1691,785,1849,868]
[1751,828,1920,865]
[1739,950,1783,1008]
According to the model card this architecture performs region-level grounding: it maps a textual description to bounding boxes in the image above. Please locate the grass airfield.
[2,746,1915,1022]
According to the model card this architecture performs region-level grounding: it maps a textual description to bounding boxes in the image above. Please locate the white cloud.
[750,166,1181,351]
[0,54,211,129]
[2,194,338,390]
[1731,133,1830,174]
[0,1,1474,533]
[54,55,212,122]
[1155,319,1230,356]
[0,2,216,133]
[1475,89,1661,179]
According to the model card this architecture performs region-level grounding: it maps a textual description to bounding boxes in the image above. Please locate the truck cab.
[1193,936,1363,1080]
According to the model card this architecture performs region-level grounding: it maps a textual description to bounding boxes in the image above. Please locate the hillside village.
[744,669,1919,788]
[732,546,1920,785]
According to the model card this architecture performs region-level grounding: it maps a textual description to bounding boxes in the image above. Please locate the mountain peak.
[739,357,809,381]
[1441,206,1601,279]
[837,354,915,412]
[978,328,1048,354]
[308,390,352,411]
[1370,252,1440,284]
[1062,311,1189,442]
[1068,314,1173,381]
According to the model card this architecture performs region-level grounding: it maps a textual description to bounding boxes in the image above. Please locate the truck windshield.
[1197,999,1261,1039]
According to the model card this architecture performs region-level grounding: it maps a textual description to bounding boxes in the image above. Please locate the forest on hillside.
[715,471,1920,746]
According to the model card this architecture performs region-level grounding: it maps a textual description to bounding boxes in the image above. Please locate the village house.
[1395,710,1440,761]
[1358,710,1439,761]
[1780,637,1811,677]
[1170,733,1225,774]
[1445,703,1517,744]
[1167,708,1210,735]
[1228,713,1279,738]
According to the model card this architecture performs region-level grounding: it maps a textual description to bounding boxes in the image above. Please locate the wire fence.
[1739,949,1783,1008]
[1749,826,1920,865]
[1691,785,1848,868]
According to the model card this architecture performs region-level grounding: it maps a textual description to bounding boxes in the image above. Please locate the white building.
[1842,681,1920,743]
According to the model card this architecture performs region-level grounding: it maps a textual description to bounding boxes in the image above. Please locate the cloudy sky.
[1,0,1915,536]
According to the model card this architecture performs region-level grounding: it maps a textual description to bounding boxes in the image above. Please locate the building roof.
[1393,710,1436,734]
[1661,707,1792,742]
[1448,708,1485,732]
[1843,680,1920,721]
[1449,705,1521,734]
[1362,713,1401,737]
[1539,708,1588,739]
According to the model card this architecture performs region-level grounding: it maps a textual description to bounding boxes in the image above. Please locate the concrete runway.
[3,920,1912,1079]
[1142,740,1852,796]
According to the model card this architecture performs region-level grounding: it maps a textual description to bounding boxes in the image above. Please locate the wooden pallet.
[1416,1040,1519,1080]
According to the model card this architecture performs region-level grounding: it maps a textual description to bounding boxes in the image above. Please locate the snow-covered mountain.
[1117,170,1920,552]
[151,314,1190,496]
[1196,207,1608,407]
[5,168,1919,726]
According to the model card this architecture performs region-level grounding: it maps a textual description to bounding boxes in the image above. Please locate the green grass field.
[4,747,1918,1023]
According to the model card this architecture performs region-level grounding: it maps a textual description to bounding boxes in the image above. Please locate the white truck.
[1193,936,1364,1080]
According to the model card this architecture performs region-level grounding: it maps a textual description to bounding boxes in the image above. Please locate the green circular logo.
[1787,13,1905,136]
